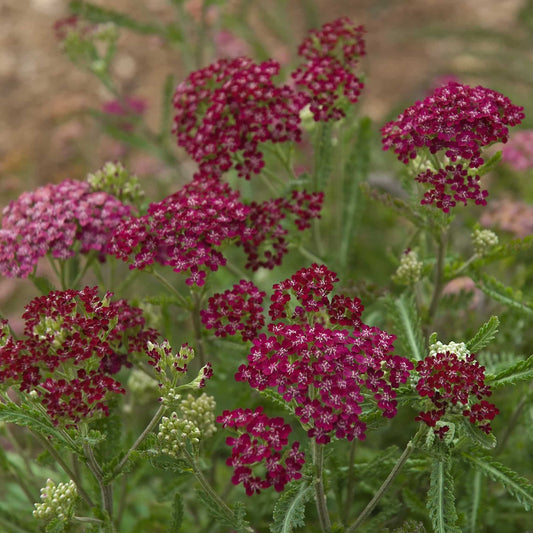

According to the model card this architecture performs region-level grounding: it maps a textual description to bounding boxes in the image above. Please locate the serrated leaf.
[270,482,312,533]
[168,492,184,532]
[386,293,425,361]
[476,235,533,265]
[476,151,502,176]
[150,455,192,474]
[466,316,499,353]
[195,489,250,532]
[460,419,497,449]
[471,273,533,315]
[259,388,295,417]
[426,456,461,533]
[0,402,80,454]
[485,354,533,389]
[462,451,533,510]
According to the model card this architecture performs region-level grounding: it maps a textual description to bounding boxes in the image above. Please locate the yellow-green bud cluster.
[429,340,470,360]
[157,394,216,456]
[33,479,77,524]
[472,228,499,256]
[87,161,144,205]
[32,316,67,349]
[393,250,423,285]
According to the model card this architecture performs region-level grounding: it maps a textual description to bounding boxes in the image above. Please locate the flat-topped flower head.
[216,407,305,495]
[0,287,158,426]
[381,82,524,212]
[172,57,306,179]
[236,265,413,444]
[108,173,254,286]
[292,17,366,121]
[415,350,498,437]
[0,180,131,278]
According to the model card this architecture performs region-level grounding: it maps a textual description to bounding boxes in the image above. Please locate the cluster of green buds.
[393,249,423,285]
[33,479,77,525]
[472,228,499,256]
[87,161,144,206]
[31,315,67,349]
[157,393,216,457]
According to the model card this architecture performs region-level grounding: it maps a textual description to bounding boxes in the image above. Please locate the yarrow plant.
[1,7,532,533]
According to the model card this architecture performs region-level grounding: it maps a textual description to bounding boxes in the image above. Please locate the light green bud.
[472,228,499,256]
[393,250,423,285]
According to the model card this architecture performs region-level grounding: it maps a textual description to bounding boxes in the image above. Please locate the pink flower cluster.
[382,82,524,211]
[502,130,533,171]
[0,180,131,278]
[108,175,253,286]
[235,265,413,444]
[172,57,306,180]
[216,407,305,495]
[241,190,324,271]
[200,280,266,342]
[292,17,366,121]
[0,287,158,425]
[414,351,498,438]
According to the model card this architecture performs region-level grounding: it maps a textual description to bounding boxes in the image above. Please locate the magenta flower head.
[414,350,498,439]
[0,180,131,278]
[381,82,524,212]
[0,287,158,426]
[172,57,306,179]
[236,264,413,444]
[502,130,533,171]
[108,173,254,286]
[292,17,366,121]
[216,407,305,495]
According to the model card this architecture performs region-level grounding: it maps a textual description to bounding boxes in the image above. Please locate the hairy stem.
[311,439,332,533]
[426,228,448,337]
[151,270,190,309]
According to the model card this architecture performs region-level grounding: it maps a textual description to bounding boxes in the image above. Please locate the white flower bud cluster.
[393,250,423,285]
[157,394,216,457]
[429,340,470,360]
[87,161,144,204]
[472,228,499,256]
[160,385,182,409]
[33,479,77,523]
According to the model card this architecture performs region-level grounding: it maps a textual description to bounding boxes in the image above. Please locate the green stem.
[225,260,250,281]
[191,291,207,366]
[343,439,357,523]
[294,244,324,265]
[426,228,448,337]
[311,440,332,533]
[111,404,166,480]
[345,430,422,533]
[151,270,190,309]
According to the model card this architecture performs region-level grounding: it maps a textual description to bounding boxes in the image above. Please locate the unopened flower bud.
[429,340,470,360]
[33,479,77,524]
[472,228,498,256]
[393,249,423,285]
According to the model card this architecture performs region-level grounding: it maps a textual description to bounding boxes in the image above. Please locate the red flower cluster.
[241,190,324,271]
[0,287,158,426]
[216,407,305,495]
[200,280,266,342]
[172,57,306,179]
[236,265,413,444]
[414,351,499,438]
[0,180,131,278]
[381,82,524,211]
[292,17,366,121]
[108,174,253,286]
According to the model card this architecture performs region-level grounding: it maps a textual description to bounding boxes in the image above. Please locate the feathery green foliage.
[485,354,533,389]
[426,456,461,533]
[270,482,313,533]
[466,315,499,353]
[461,451,533,510]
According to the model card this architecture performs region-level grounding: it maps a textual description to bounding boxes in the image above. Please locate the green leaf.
[462,451,533,510]
[471,273,533,315]
[29,276,56,295]
[475,235,533,266]
[466,316,499,353]
[0,402,80,454]
[467,470,482,533]
[313,121,334,190]
[150,455,192,474]
[339,116,371,269]
[485,354,533,389]
[259,388,295,417]
[460,419,497,449]
[159,74,176,139]
[195,489,250,532]
[476,151,501,176]
[426,456,461,533]
[69,0,165,36]
[168,492,184,532]
[385,293,425,361]
[270,482,313,533]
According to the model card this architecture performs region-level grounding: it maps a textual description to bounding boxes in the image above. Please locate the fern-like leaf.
[426,456,461,533]
[471,273,533,315]
[385,293,425,361]
[461,451,533,510]
[168,492,184,532]
[259,389,296,417]
[195,489,251,532]
[485,354,533,389]
[466,316,499,353]
[270,482,313,533]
